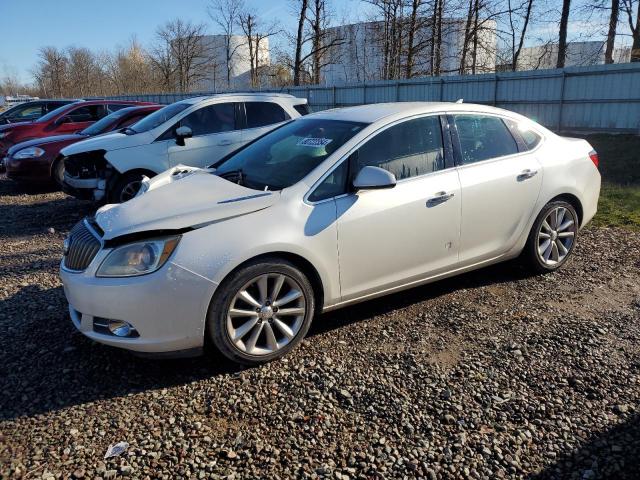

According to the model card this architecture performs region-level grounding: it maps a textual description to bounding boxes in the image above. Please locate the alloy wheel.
[226,273,306,356]
[120,180,142,202]
[536,206,577,266]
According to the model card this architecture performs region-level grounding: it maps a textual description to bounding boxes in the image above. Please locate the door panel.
[336,171,461,300]
[333,114,460,301]
[451,113,543,263]
[167,102,243,168]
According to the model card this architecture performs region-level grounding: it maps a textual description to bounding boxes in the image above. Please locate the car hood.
[8,134,84,155]
[61,130,149,156]
[95,167,279,240]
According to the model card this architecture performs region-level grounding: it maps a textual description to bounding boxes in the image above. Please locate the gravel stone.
[1,179,639,479]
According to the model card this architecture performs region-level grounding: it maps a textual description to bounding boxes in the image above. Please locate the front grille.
[63,220,101,271]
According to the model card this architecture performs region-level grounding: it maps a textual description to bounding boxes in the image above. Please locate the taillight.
[589,150,599,168]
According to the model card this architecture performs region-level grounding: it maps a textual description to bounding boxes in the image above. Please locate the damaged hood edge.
[95,166,280,240]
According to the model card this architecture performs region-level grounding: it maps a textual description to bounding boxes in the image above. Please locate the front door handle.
[517,169,538,181]
[217,139,232,146]
[427,191,455,207]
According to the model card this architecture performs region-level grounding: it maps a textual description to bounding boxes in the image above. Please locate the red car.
[4,105,161,184]
[0,99,153,157]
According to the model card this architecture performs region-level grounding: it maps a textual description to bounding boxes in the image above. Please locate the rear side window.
[518,125,542,150]
[294,104,311,116]
[108,104,131,113]
[453,114,519,164]
[355,115,445,180]
[180,102,236,136]
[245,102,290,129]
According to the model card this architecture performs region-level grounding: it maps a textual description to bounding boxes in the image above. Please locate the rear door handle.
[217,139,232,146]
[427,191,455,207]
[517,169,538,181]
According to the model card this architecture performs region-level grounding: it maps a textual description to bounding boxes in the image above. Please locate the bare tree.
[293,0,310,85]
[34,47,68,97]
[67,47,99,97]
[604,0,620,63]
[238,12,281,87]
[557,0,572,67]
[622,0,640,61]
[502,0,535,70]
[208,0,245,87]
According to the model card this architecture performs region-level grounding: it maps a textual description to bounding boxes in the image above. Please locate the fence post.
[395,81,400,102]
[363,83,367,105]
[439,78,444,101]
[558,70,566,132]
[493,74,499,106]
[332,85,336,108]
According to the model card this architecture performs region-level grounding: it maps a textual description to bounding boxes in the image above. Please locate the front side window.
[130,102,190,134]
[10,103,43,120]
[454,114,519,164]
[355,115,445,180]
[214,119,366,191]
[308,160,349,202]
[245,102,290,129]
[180,103,235,136]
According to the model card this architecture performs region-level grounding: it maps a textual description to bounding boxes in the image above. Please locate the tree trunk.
[513,0,534,70]
[460,0,474,74]
[312,0,323,84]
[605,0,619,64]
[632,4,640,62]
[556,0,571,68]
[406,0,419,78]
[435,0,443,75]
[294,0,308,85]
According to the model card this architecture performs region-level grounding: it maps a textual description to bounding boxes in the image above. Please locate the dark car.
[0,99,154,158]
[0,99,76,125]
[4,105,161,185]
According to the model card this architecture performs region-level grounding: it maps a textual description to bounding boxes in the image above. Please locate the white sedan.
[60,102,601,365]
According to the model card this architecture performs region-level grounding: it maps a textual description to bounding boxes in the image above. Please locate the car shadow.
[532,414,640,479]
[0,259,535,421]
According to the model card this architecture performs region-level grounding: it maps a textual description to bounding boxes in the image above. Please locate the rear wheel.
[207,258,315,365]
[524,200,578,273]
[110,172,147,203]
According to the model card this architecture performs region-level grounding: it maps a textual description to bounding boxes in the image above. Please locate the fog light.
[108,320,136,337]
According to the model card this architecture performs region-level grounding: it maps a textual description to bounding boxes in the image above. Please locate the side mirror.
[175,126,193,146]
[352,166,396,191]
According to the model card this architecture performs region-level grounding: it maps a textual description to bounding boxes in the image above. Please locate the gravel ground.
[0,177,639,480]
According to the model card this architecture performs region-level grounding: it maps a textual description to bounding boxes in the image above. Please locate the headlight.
[96,236,180,277]
[14,147,45,159]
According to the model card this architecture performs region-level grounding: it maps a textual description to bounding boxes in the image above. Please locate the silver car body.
[60,102,601,354]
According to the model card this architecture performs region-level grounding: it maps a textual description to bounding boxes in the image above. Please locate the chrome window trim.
[304,111,449,206]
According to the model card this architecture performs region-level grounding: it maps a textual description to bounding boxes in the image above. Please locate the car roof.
[306,102,525,124]
[179,92,303,105]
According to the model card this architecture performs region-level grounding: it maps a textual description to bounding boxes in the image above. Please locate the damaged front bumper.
[61,150,110,201]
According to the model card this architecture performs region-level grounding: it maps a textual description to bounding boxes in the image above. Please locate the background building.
[192,34,271,91]
[513,41,632,70]
[321,18,497,85]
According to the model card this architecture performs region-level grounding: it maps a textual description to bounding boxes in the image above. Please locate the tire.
[523,200,579,273]
[51,158,65,187]
[207,258,315,365]
[110,172,147,203]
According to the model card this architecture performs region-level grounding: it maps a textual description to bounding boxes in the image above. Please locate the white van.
[61,93,310,202]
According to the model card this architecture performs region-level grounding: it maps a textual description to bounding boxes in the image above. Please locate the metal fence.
[103,63,640,134]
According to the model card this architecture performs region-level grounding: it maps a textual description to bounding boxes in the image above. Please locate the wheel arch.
[212,251,325,316]
[547,193,584,226]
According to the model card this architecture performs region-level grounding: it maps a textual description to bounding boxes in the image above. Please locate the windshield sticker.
[297,137,333,147]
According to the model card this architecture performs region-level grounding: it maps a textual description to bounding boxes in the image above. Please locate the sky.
[0,0,309,83]
[0,0,631,84]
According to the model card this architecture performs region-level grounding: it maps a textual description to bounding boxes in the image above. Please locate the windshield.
[36,103,74,123]
[80,108,134,136]
[214,119,367,191]
[128,102,189,133]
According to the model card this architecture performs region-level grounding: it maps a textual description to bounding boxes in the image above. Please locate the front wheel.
[523,200,579,273]
[110,172,147,203]
[207,258,315,365]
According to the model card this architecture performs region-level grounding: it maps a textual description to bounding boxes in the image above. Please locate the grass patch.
[592,183,640,230]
